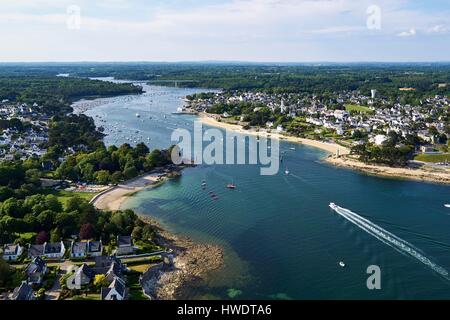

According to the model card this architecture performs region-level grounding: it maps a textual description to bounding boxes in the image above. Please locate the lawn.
[345,104,374,114]
[128,263,152,273]
[414,153,450,163]
[127,272,150,300]
[71,293,101,301]
[50,190,98,206]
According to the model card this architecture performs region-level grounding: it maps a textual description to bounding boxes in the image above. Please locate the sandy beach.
[198,112,450,185]
[91,169,225,300]
[198,113,350,156]
[326,156,450,184]
[91,173,165,211]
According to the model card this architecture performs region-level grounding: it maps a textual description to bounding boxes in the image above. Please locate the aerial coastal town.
[0,101,50,161]
[187,89,449,166]
[0,63,449,301]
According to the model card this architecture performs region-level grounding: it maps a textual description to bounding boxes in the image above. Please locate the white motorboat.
[329,203,338,210]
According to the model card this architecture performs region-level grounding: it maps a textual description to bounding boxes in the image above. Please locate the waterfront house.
[25,257,47,284]
[2,244,23,261]
[73,264,96,287]
[28,244,44,259]
[88,240,103,257]
[10,282,34,301]
[43,241,65,259]
[105,260,125,283]
[94,256,125,275]
[70,241,87,258]
[116,236,134,256]
[101,277,127,300]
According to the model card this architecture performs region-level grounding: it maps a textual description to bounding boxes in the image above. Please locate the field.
[51,190,98,206]
[414,153,450,163]
[345,104,374,114]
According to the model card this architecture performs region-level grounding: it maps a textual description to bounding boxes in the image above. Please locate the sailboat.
[285,167,290,175]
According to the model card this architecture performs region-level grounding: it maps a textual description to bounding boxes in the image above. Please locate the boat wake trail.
[329,203,449,279]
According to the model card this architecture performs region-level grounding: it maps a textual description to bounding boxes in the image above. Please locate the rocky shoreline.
[138,216,224,300]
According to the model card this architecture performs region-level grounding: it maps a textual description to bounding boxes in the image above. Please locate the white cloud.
[397,28,416,37]
[0,0,449,61]
[427,24,450,34]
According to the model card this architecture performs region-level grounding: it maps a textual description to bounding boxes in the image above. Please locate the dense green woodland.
[0,75,142,115]
[1,63,448,100]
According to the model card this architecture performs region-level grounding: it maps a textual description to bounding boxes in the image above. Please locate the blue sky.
[0,0,449,62]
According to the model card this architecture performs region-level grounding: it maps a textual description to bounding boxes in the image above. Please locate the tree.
[36,231,49,244]
[123,165,138,179]
[94,170,111,185]
[93,274,108,288]
[110,171,123,184]
[142,224,156,241]
[134,143,149,157]
[50,228,62,242]
[79,223,95,240]
[0,258,13,287]
[0,198,25,218]
[131,226,143,240]
[44,195,63,213]
[0,186,14,202]
[37,210,56,231]
[55,212,77,237]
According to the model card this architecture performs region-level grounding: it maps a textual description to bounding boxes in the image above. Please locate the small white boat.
[285,168,290,175]
[329,203,338,210]
[339,261,346,268]
[445,204,450,208]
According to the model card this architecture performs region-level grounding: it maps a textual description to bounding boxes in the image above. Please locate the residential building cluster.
[0,235,147,301]
[188,91,449,150]
[0,100,49,161]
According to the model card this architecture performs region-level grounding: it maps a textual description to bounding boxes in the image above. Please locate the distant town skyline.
[0,0,449,62]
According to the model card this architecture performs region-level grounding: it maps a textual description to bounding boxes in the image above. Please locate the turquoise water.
[83,84,450,300]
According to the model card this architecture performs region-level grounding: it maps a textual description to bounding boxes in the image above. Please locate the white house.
[334,110,349,120]
[43,241,65,259]
[266,121,274,129]
[276,125,284,132]
[88,241,103,257]
[71,240,103,258]
[116,236,134,256]
[72,264,96,288]
[2,244,23,261]
[11,282,35,300]
[374,134,388,146]
[70,241,87,258]
[28,244,44,259]
[101,277,127,300]
[26,257,47,284]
